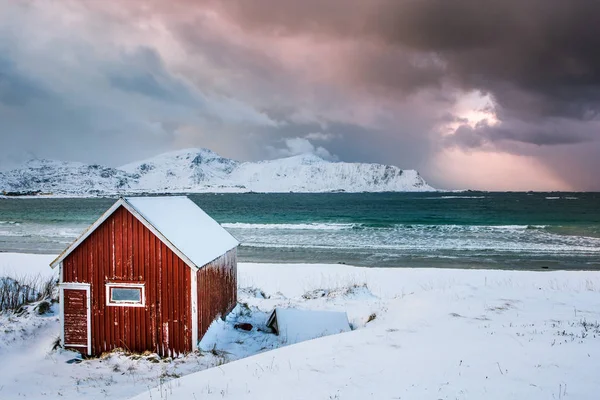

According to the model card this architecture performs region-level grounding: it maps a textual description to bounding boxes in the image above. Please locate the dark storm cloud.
[381,0,600,109]
[0,2,277,169]
[109,72,171,100]
[0,43,180,167]
[438,113,469,125]
[0,56,53,106]
[107,47,198,105]
[447,120,593,149]
[3,0,600,189]
[207,0,600,136]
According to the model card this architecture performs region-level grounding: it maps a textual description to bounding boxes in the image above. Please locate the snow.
[121,148,435,193]
[230,153,434,192]
[0,252,57,279]
[1,253,599,399]
[135,264,600,400]
[268,308,351,344]
[0,148,435,195]
[120,148,239,193]
[125,196,239,268]
[0,159,137,195]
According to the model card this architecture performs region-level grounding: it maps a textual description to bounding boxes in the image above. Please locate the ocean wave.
[38,227,83,238]
[0,225,82,239]
[222,222,357,231]
[384,224,551,234]
[240,241,600,253]
[525,225,548,230]
[423,196,487,199]
[439,196,487,199]
[0,231,32,237]
[544,196,578,200]
[398,224,547,231]
[0,221,20,225]
[223,222,551,233]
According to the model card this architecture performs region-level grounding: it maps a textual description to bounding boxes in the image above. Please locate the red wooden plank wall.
[63,206,192,357]
[197,248,237,339]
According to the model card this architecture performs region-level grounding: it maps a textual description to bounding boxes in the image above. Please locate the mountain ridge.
[0,148,435,196]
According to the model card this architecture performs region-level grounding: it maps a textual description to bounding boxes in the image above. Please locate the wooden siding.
[62,206,192,357]
[63,289,88,349]
[197,248,237,339]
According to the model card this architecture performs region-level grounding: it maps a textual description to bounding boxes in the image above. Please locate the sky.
[1,1,599,191]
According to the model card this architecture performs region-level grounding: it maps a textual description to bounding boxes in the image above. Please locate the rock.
[234,323,253,331]
[35,300,51,315]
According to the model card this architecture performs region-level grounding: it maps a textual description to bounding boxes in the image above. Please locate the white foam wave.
[399,224,547,231]
[223,222,552,233]
[222,222,356,231]
[0,230,31,237]
[438,196,487,199]
[241,241,600,253]
[0,224,83,239]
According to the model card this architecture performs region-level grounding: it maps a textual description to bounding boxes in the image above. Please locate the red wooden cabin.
[50,196,239,357]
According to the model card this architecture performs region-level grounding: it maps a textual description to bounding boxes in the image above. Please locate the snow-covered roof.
[126,196,239,268]
[267,308,350,344]
[50,196,239,270]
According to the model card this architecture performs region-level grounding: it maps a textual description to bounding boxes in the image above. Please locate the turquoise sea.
[1,192,599,270]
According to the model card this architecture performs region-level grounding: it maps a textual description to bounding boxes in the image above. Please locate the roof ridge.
[50,196,239,270]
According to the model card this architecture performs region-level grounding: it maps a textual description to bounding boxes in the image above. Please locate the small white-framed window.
[106,283,145,307]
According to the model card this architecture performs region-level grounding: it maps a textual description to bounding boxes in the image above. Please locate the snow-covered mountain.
[229,153,432,192]
[0,148,435,196]
[120,148,240,192]
[0,159,138,196]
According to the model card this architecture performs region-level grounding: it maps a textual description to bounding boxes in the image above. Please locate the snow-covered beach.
[1,252,599,399]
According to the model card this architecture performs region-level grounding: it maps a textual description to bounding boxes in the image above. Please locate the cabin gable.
[62,205,193,357]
